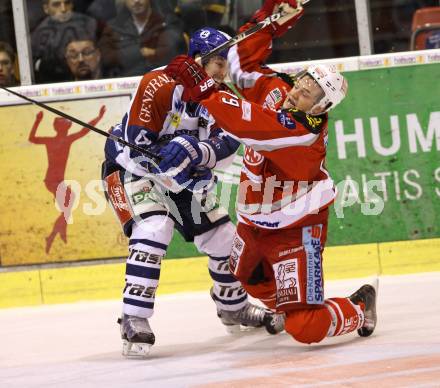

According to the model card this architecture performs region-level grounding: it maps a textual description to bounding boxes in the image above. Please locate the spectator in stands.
[86,0,122,23]
[426,30,440,49]
[204,0,227,27]
[27,1,47,32]
[99,0,185,77]
[0,41,18,86]
[31,0,98,83]
[0,1,16,48]
[87,0,188,29]
[28,0,95,31]
[72,0,93,13]
[64,36,102,80]
[176,0,227,35]
[152,0,186,42]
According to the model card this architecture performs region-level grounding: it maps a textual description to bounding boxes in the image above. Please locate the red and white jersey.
[201,91,335,230]
[108,70,219,177]
[200,23,335,230]
[227,22,290,110]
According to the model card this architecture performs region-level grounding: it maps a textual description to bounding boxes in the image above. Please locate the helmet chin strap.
[309,100,333,115]
[307,101,328,115]
[306,87,331,115]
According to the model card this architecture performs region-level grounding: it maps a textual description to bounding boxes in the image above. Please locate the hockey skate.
[211,288,284,334]
[118,314,155,357]
[349,284,377,337]
[263,312,286,335]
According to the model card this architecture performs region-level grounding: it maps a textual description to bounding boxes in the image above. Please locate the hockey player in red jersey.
[102,27,286,357]
[160,0,377,345]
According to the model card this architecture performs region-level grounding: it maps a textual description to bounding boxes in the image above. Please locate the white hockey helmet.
[304,64,348,114]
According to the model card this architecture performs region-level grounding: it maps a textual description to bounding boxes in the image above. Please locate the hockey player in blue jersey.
[102,28,283,357]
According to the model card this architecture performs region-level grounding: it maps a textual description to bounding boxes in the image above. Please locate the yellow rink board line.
[1,238,439,309]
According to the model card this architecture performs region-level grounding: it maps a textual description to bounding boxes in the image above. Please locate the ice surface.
[1,273,439,387]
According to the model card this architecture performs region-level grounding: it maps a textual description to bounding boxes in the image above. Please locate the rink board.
[0,49,439,267]
[1,237,439,308]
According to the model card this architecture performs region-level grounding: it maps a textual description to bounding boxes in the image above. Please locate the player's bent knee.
[285,307,331,344]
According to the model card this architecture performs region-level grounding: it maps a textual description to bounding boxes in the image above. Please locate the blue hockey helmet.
[188,27,231,61]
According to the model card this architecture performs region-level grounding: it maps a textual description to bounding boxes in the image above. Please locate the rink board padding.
[0,94,132,266]
[1,237,439,308]
[0,49,439,267]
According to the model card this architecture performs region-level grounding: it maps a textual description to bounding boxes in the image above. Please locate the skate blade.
[122,340,152,358]
[225,324,260,334]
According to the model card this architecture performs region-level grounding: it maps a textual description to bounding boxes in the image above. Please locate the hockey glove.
[154,135,204,176]
[252,0,304,38]
[164,55,216,102]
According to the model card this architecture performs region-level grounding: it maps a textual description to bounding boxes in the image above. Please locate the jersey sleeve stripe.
[228,45,264,89]
[232,132,319,152]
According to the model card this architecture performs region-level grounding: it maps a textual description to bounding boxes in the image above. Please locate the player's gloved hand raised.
[164,55,216,102]
[154,135,203,175]
[252,0,304,38]
[258,0,298,16]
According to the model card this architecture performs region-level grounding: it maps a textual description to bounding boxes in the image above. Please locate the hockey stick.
[0,85,161,161]
[0,84,214,194]
[201,0,311,62]
[1,3,278,159]
[0,84,210,194]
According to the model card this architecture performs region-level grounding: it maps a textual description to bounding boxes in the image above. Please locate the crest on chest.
[244,147,264,166]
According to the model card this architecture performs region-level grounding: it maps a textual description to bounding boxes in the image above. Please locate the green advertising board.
[327,63,440,245]
[167,63,440,257]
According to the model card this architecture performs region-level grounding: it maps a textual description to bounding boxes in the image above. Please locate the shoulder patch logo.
[264,88,283,110]
[170,112,181,128]
[277,111,296,129]
[269,88,283,104]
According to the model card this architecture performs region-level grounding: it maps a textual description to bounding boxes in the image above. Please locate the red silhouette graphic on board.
[28,105,106,253]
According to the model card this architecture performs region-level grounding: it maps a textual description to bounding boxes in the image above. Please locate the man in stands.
[64,36,102,80]
[0,41,18,86]
[99,0,185,77]
[31,0,97,83]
